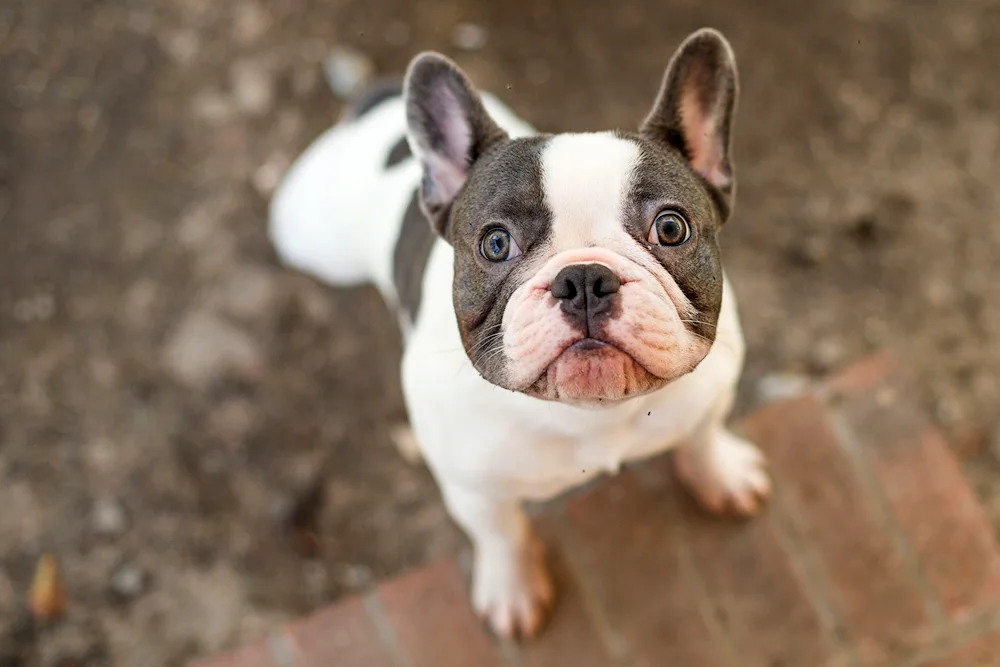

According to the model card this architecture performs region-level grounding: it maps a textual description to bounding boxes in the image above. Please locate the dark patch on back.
[385,136,412,168]
[392,191,437,323]
[346,79,403,120]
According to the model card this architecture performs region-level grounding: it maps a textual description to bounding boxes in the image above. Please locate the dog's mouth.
[525,337,664,404]
[569,338,610,352]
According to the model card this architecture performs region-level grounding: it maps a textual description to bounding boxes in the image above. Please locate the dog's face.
[405,29,739,404]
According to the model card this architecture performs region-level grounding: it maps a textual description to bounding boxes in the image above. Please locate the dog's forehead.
[540,132,642,248]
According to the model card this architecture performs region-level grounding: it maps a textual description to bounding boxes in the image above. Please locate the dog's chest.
[489,395,700,499]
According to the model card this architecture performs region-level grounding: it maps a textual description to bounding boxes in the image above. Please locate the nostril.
[591,277,613,298]
[587,266,621,299]
[550,263,619,307]
[551,277,577,301]
[551,265,586,302]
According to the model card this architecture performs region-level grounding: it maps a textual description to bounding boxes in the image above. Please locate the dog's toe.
[676,430,772,517]
[472,539,555,640]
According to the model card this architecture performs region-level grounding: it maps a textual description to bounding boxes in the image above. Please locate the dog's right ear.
[404,53,508,237]
[641,29,739,222]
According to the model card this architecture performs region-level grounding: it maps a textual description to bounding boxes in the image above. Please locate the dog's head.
[404,28,739,405]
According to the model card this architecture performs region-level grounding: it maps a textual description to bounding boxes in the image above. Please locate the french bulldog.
[269,27,771,639]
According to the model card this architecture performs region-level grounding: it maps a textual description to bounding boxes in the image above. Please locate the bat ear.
[641,28,739,221]
[404,52,508,236]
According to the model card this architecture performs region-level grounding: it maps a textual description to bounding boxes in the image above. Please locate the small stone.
[211,264,280,320]
[26,69,48,95]
[933,394,963,425]
[90,357,119,386]
[91,497,128,537]
[811,337,844,372]
[12,293,55,323]
[109,564,146,601]
[341,564,373,590]
[191,89,235,124]
[162,309,264,387]
[230,59,274,115]
[451,22,487,51]
[208,397,256,444]
[296,282,333,321]
[876,387,897,406]
[163,29,199,65]
[323,47,375,100]
[756,372,811,404]
[923,277,951,307]
[235,2,270,44]
[252,155,288,196]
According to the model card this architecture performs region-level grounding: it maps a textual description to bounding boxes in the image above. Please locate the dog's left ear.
[405,53,508,237]
[641,28,739,222]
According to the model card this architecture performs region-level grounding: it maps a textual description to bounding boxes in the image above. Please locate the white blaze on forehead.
[540,133,641,249]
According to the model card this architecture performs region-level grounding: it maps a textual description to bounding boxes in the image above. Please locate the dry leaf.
[28,553,67,622]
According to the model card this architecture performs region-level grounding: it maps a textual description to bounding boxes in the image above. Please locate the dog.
[269,28,770,639]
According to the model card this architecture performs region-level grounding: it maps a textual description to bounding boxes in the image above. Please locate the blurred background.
[2,0,1000,665]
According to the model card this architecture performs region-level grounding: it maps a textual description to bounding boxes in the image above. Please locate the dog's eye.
[648,210,691,247]
[480,228,521,262]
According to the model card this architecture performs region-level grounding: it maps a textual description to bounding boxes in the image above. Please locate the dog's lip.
[570,338,609,351]
[522,336,664,402]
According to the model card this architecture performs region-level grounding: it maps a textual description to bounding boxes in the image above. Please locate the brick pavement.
[191,354,1000,667]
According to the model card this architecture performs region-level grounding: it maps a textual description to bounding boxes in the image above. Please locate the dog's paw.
[471,538,555,640]
[675,430,771,516]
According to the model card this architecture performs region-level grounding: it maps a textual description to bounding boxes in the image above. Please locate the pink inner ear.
[679,88,730,190]
[430,83,474,203]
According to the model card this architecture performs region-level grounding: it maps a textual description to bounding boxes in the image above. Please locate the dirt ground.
[2,0,1000,665]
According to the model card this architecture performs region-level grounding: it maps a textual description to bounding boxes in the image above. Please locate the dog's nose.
[550,263,621,332]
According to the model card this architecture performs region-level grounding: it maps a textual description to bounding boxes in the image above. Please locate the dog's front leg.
[674,391,772,516]
[441,484,554,639]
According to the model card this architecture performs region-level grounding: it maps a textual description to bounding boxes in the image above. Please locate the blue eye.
[647,210,691,246]
[480,228,521,262]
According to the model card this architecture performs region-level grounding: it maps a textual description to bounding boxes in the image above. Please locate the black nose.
[550,263,622,333]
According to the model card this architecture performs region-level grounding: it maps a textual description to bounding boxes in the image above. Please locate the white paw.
[675,430,771,516]
[471,538,555,639]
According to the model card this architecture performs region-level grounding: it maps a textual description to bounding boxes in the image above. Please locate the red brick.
[839,387,1000,623]
[517,519,617,667]
[744,394,931,663]
[678,493,838,666]
[188,639,276,667]
[563,470,728,666]
[377,559,503,667]
[825,351,898,399]
[922,626,1000,666]
[286,594,392,667]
